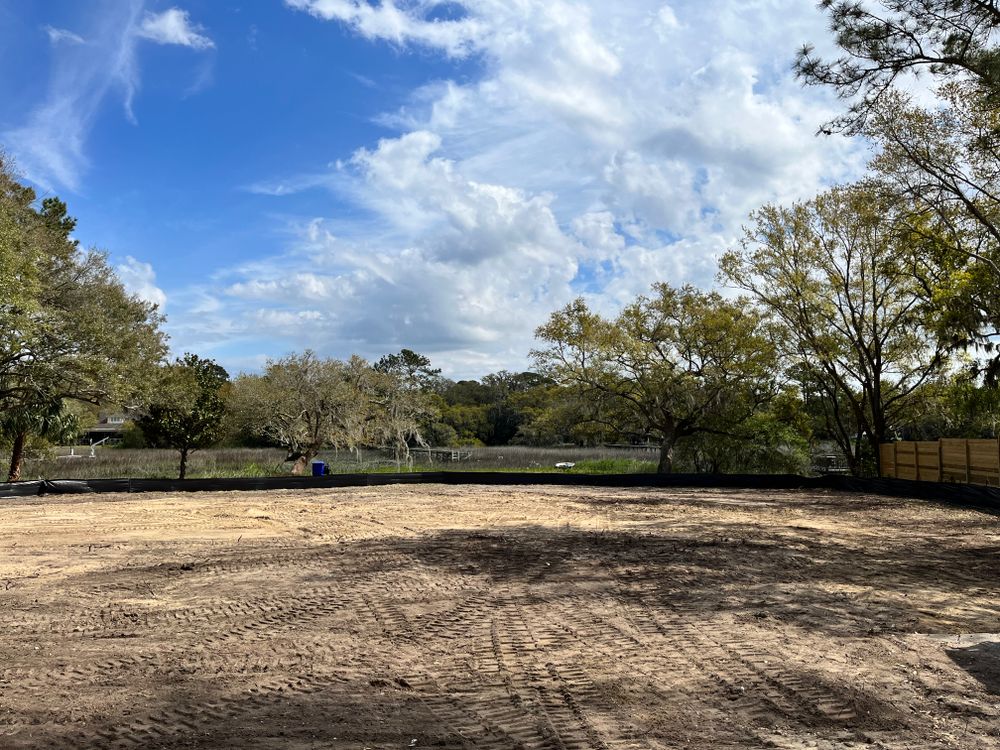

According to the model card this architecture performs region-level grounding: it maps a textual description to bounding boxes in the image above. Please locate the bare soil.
[2,485,999,749]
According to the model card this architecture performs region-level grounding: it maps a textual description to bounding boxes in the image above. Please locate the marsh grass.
[12,447,290,481]
[5,444,659,480]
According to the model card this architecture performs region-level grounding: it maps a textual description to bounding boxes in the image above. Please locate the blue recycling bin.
[311,460,325,477]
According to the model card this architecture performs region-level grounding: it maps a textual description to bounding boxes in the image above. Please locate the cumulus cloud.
[214,0,867,375]
[137,8,214,49]
[116,256,167,310]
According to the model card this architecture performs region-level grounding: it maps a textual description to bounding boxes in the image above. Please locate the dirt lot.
[1,484,999,749]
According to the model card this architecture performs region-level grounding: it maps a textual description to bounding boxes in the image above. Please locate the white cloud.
[116,256,167,310]
[137,8,214,49]
[285,0,483,57]
[44,26,85,45]
[4,4,213,190]
[237,0,868,376]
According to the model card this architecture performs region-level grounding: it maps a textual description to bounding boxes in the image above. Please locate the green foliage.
[674,389,812,475]
[796,1,1000,134]
[118,422,148,449]
[422,372,558,447]
[136,354,229,479]
[0,158,166,480]
[533,283,779,473]
[374,348,443,390]
[799,2,1000,383]
[0,399,80,480]
[896,370,1000,439]
[566,458,657,474]
[721,184,948,475]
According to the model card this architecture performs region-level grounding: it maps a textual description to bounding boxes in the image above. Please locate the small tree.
[366,368,437,467]
[374,349,442,460]
[136,354,229,479]
[532,284,779,473]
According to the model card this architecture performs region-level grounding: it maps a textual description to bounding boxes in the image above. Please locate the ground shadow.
[948,640,1000,695]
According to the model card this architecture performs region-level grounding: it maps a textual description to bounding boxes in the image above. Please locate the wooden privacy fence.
[880,439,1000,486]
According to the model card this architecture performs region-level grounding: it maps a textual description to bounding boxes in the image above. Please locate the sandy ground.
[1,484,999,749]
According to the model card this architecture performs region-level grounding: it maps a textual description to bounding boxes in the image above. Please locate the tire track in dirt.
[4,487,1000,748]
[631,604,872,730]
[489,594,613,750]
[46,672,345,750]
[3,585,359,694]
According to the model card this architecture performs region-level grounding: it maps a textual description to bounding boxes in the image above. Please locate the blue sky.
[0,0,867,377]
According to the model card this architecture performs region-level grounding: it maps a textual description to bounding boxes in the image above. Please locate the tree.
[0,159,167,479]
[861,88,1000,379]
[796,0,1000,134]
[798,2,1000,379]
[674,388,812,474]
[136,354,229,479]
[373,349,441,459]
[532,284,778,473]
[228,352,371,474]
[720,184,948,475]
[895,368,1000,439]
[374,348,443,390]
[366,367,437,466]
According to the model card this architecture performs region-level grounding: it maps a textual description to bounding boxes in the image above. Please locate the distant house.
[81,413,130,444]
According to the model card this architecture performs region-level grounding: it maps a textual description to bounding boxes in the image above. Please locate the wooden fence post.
[938,439,944,482]
[914,442,920,481]
[893,442,898,479]
[965,440,971,484]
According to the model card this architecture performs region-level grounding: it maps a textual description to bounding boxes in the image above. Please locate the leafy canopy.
[532,283,778,473]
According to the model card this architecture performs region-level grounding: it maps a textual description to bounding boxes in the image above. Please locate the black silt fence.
[1,472,999,514]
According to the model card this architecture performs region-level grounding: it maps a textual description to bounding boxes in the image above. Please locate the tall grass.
[11,447,289,480]
[3,444,660,480]
[312,445,659,471]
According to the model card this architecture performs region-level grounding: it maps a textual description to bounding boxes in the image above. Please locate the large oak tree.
[0,158,167,481]
[532,284,778,473]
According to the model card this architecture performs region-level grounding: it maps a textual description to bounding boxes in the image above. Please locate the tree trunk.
[868,425,886,478]
[850,431,865,477]
[7,430,27,482]
[178,448,189,480]
[657,440,674,474]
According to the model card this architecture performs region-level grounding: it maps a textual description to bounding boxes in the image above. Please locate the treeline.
[6,3,1000,480]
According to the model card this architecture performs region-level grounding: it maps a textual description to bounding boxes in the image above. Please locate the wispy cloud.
[44,26,85,45]
[137,8,215,50]
[3,2,215,191]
